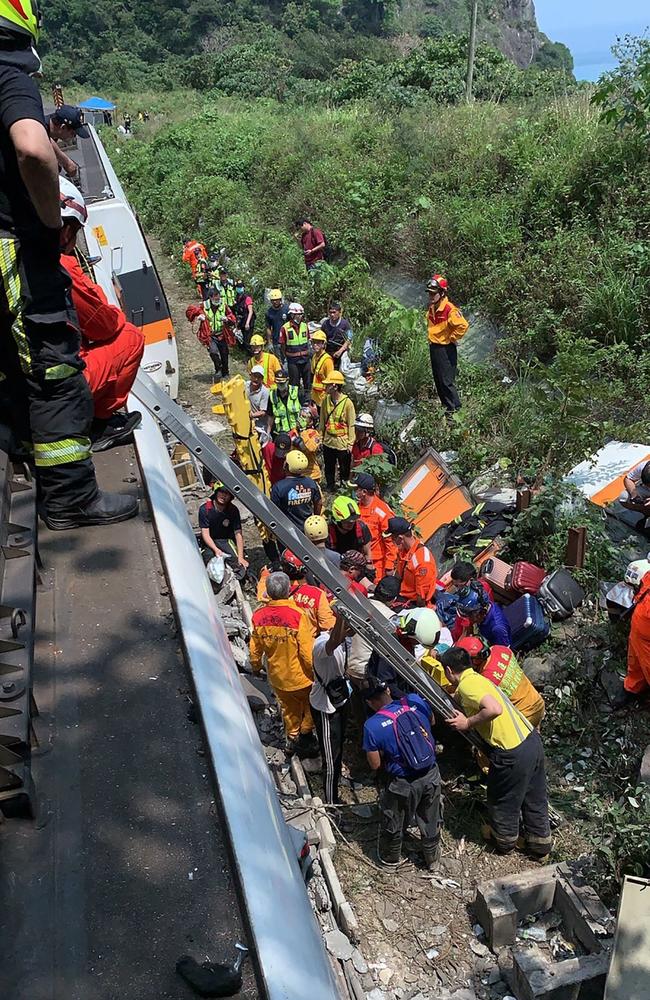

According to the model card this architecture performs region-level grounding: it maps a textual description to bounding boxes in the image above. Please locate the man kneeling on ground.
[440,647,552,859]
[198,481,249,580]
[363,678,442,870]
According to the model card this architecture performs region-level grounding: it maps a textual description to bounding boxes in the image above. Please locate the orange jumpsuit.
[182,240,207,277]
[625,572,650,694]
[395,538,438,605]
[61,256,145,420]
[250,598,314,739]
[358,494,397,580]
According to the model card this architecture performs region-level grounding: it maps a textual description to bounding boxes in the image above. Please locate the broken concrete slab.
[513,946,610,1000]
[325,928,355,961]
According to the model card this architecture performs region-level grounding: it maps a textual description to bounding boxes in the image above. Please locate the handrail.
[130,402,341,1000]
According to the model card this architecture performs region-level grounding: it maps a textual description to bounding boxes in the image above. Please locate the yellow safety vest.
[324,395,350,437]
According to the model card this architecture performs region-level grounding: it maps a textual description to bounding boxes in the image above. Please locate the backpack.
[376,441,397,466]
[443,500,515,558]
[323,233,334,262]
[377,698,436,774]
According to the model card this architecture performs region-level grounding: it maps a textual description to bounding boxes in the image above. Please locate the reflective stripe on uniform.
[0,237,31,373]
[33,436,92,467]
[45,363,78,380]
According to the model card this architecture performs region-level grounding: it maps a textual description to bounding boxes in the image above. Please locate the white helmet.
[624,559,650,588]
[414,609,442,647]
[288,302,304,315]
[59,177,87,226]
[355,412,375,431]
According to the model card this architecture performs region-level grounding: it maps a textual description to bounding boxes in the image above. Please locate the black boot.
[422,838,441,871]
[42,491,139,530]
[91,411,142,452]
[610,687,639,710]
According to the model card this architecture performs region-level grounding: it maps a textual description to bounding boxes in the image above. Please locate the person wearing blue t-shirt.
[362,679,442,870]
[456,584,512,648]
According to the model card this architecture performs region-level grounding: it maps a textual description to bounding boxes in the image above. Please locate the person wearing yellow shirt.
[310,329,334,409]
[426,274,468,414]
[320,371,356,490]
[440,647,552,860]
[248,334,281,388]
[455,637,546,728]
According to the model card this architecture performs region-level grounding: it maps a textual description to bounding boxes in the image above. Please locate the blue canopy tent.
[78,96,116,126]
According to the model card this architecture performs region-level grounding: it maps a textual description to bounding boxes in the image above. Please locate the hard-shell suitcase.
[480,557,517,605]
[503,594,551,653]
[509,560,547,596]
[538,568,585,621]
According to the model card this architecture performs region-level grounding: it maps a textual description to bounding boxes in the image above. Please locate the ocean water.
[574,56,618,82]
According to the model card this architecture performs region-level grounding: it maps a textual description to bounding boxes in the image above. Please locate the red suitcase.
[509,560,546,595]
[479,557,517,605]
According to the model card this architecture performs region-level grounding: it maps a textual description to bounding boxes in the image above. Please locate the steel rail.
[131,373,486,750]
[130,401,342,1000]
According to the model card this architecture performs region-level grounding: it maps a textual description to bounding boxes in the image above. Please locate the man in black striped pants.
[310,615,351,804]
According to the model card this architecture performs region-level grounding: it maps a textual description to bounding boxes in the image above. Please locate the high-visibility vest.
[270,386,301,433]
[0,0,40,40]
[203,299,226,335]
[283,321,309,361]
[323,394,350,438]
[249,351,278,388]
[219,281,236,308]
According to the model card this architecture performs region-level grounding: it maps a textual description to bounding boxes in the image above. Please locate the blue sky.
[534,0,650,80]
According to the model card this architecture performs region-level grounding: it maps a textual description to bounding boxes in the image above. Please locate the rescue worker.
[619,460,650,523]
[234,278,255,352]
[280,549,336,636]
[267,370,302,437]
[321,301,352,369]
[198,481,249,579]
[455,636,546,728]
[270,450,322,530]
[351,413,385,467]
[248,334,281,388]
[46,104,87,178]
[304,514,341,569]
[250,571,317,756]
[320,371,355,490]
[123,112,132,133]
[354,472,397,580]
[363,678,442,870]
[328,496,372,569]
[456,584,512,648]
[265,288,288,359]
[426,274,468,414]
[341,549,371,596]
[615,562,650,708]
[217,266,236,308]
[386,518,438,608]
[282,302,311,393]
[310,329,334,409]
[246,365,270,439]
[262,431,292,485]
[182,237,207,278]
[194,254,211,300]
[440,647,552,859]
[310,613,351,804]
[292,405,321,483]
[58,179,144,452]
[203,287,234,378]
[0,10,136,530]
[296,217,326,270]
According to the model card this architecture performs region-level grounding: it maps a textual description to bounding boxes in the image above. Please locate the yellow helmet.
[269,288,283,301]
[250,334,265,348]
[285,450,309,475]
[310,330,327,343]
[0,0,41,41]
[331,496,360,522]
[324,371,345,386]
[304,515,328,542]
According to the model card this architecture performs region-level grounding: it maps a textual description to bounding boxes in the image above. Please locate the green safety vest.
[220,281,236,308]
[270,385,301,433]
[283,321,309,360]
[0,0,40,40]
[204,299,226,334]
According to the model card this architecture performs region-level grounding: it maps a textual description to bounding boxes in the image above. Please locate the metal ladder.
[132,373,485,748]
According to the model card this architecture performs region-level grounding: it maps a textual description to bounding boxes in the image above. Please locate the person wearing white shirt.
[310,615,351,804]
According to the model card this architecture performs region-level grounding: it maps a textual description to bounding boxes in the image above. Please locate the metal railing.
[130,402,342,1000]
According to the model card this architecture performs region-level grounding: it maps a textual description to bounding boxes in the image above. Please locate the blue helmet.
[456,582,489,615]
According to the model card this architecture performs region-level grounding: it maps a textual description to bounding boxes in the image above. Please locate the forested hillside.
[41,0,572,90]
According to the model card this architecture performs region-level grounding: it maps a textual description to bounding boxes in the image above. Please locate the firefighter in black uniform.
[0,1,137,528]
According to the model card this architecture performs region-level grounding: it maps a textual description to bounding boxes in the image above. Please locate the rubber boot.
[43,490,139,530]
[422,838,441,871]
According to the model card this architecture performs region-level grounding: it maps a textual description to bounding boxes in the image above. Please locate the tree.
[592,35,650,134]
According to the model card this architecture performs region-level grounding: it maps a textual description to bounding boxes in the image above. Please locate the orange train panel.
[399,448,473,544]
[142,318,176,346]
[590,453,650,507]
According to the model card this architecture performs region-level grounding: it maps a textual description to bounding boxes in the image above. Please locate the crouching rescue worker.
[426,274,468,414]
[59,179,144,451]
[198,481,249,579]
[363,679,442,869]
[440,647,552,859]
[250,571,318,757]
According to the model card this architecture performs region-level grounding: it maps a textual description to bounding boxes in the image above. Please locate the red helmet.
[281,549,304,572]
[427,274,448,293]
[341,549,367,571]
[455,636,489,658]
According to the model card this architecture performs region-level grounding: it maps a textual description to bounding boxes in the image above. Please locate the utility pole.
[466,0,479,103]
